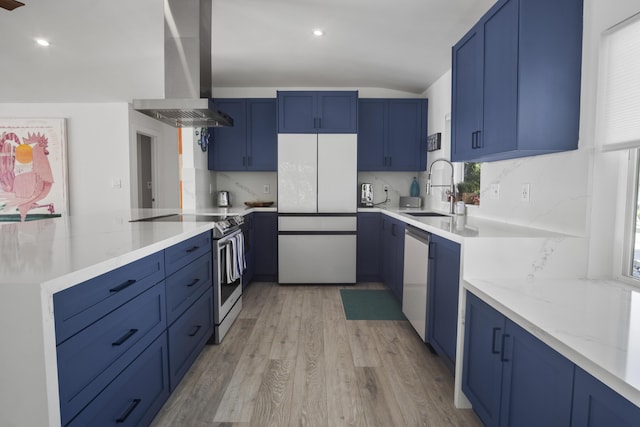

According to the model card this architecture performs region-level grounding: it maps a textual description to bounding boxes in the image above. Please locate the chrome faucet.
[426,158,456,214]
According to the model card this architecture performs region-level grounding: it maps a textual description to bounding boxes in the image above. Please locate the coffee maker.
[360,183,373,207]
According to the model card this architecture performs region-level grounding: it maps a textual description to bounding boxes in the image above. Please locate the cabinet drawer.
[168,287,214,391]
[67,332,170,427]
[166,253,212,325]
[54,251,164,344]
[57,283,166,425]
[164,232,211,275]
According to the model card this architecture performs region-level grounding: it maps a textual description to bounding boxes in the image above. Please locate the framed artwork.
[0,118,68,222]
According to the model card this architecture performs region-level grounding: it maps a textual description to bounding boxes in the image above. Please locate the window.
[627,150,640,280]
[602,13,640,280]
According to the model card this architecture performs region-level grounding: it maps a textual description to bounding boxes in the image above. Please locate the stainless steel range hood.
[132,0,233,128]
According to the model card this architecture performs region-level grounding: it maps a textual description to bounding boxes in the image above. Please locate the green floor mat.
[340,289,406,320]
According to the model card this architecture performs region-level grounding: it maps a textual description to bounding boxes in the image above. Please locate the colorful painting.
[0,118,68,222]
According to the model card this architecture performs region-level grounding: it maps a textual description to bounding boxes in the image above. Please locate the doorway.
[136,133,154,208]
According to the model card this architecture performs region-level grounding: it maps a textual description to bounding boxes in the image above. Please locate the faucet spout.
[426,158,456,214]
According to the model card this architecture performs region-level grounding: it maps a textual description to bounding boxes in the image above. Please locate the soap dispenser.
[410,177,420,197]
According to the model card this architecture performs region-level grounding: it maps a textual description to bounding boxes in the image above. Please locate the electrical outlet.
[263,184,270,194]
[490,183,500,200]
[521,183,531,202]
[209,183,213,194]
[383,185,389,192]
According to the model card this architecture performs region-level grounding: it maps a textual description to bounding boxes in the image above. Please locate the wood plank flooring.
[150,282,481,427]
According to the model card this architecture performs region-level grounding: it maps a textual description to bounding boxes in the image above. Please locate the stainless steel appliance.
[129,213,244,342]
[277,133,357,284]
[211,225,243,343]
[360,183,374,207]
[402,225,430,341]
[217,191,230,207]
[132,0,233,128]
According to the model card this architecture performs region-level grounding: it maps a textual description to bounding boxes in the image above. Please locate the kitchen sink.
[405,212,449,217]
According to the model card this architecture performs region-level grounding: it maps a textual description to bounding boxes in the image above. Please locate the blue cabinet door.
[463,292,575,427]
[277,91,316,133]
[500,319,574,427]
[209,100,247,171]
[572,367,640,427]
[462,292,506,427]
[357,100,386,170]
[386,99,427,171]
[317,91,358,133]
[357,212,382,282]
[451,24,483,162]
[253,212,278,281]
[388,218,405,301]
[278,91,358,133]
[210,99,276,171]
[246,99,277,171]
[427,234,461,372]
[381,216,393,294]
[451,0,582,162]
[358,99,427,171]
[243,213,255,288]
[481,0,518,158]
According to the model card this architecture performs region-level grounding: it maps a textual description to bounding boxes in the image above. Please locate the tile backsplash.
[214,172,277,208]
[207,171,423,209]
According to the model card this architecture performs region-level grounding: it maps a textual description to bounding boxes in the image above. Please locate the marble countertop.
[0,207,275,293]
[465,277,640,406]
[358,206,573,243]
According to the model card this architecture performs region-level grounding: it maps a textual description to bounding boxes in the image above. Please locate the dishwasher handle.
[405,225,430,245]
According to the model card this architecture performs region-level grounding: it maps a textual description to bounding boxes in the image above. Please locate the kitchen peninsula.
[0,207,270,427]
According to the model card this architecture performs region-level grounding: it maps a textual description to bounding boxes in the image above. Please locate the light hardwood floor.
[151,282,482,427]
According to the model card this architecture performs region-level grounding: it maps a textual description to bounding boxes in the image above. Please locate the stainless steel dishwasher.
[402,225,430,341]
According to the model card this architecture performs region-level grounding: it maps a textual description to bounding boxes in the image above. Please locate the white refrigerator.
[277,133,357,284]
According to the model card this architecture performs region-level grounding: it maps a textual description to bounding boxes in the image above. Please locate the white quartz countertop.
[0,207,274,293]
[464,277,640,407]
[358,207,573,243]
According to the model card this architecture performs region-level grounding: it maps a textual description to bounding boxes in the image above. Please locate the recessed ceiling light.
[313,29,324,37]
[35,38,50,47]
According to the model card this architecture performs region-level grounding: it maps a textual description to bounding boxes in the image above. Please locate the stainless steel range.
[130,213,245,343]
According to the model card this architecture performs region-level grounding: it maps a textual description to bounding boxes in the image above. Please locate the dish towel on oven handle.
[226,237,238,283]
[235,232,246,274]
[225,232,246,283]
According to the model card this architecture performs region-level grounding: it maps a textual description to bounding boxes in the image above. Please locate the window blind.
[602,13,640,148]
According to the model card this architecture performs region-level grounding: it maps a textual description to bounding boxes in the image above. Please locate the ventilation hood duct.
[132,0,233,128]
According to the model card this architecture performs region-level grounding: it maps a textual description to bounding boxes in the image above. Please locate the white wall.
[0,104,181,216]
[0,103,132,215]
[128,108,180,209]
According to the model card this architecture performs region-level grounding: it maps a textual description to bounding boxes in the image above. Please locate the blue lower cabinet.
[427,234,461,372]
[499,319,574,427]
[57,283,167,425]
[572,367,640,427]
[381,216,404,301]
[462,292,574,427]
[462,292,505,427]
[168,287,214,391]
[356,212,381,282]
[253,212,278,281]
[66,332,170,427]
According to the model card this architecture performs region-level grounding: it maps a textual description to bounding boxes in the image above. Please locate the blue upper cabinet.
[451,0,583,162]
[277,91,358,133]
[358,98,428,171]
[209,98,277,171]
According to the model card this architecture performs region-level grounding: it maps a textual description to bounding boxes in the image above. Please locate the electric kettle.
[217,191,230,207]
